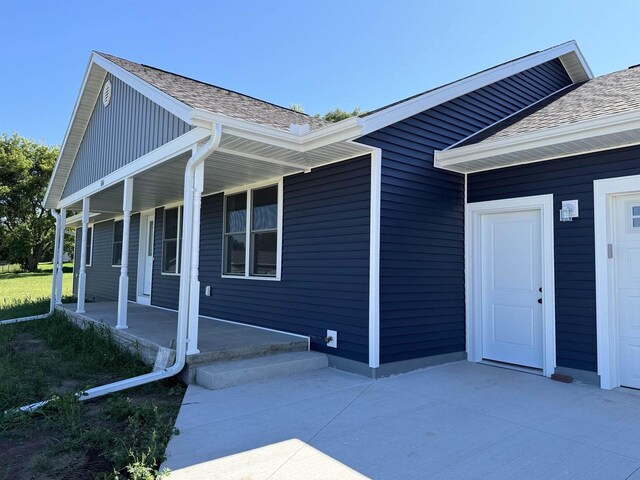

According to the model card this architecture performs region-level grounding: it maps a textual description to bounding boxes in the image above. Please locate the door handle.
[537,298,542,304]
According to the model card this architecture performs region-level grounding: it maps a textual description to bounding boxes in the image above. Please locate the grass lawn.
[0,262,74,320]
[0,270,185,479]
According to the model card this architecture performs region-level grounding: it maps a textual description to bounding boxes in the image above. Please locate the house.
[44,41,640,390]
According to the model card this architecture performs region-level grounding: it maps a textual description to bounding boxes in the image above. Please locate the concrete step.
[195,351,328,390]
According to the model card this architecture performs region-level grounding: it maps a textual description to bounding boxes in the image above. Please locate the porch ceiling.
[64,132,371,224]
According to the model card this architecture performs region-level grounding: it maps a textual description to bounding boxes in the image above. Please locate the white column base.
[77,271,86,313]
[55,272,63,305]
[116,275,129,329]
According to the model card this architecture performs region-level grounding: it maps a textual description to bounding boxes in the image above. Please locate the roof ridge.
[95,51,325,125]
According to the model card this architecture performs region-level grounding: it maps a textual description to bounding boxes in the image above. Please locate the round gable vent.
[102,80,112,107]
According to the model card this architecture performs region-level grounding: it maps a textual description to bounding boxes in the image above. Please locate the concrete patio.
[163,361,640,479]
[58,302,308,370]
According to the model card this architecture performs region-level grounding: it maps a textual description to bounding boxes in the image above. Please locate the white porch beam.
[55,209,66,304]
[187,162,204,355]
[117,178,134,329]
[77,198,90,313]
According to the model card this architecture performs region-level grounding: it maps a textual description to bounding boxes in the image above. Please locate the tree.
[0,133,59,271]
[319,107,364,123]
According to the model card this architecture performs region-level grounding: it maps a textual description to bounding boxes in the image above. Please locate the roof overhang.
[57,123,374,215]
[46,40,591,210]
[434,109,640,174]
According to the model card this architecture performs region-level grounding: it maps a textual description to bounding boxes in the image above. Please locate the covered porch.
[54,120,374,357]
[58,301,309,374]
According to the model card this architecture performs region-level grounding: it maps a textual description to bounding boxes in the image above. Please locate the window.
[162,207,183,274]
[251,186,278,276]
[223,183,280,278]
[633,205,640,229]
[112,220,123,266]
[85,226,93,266]
[223,192,247,275]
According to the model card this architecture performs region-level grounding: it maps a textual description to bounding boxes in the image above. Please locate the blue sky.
[1,0,638,145]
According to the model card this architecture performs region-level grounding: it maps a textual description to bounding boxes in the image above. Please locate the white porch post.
[187,162,203,355]
[50,211,61,312]
[117,178,134,329]
[77,199,90,313]
[55,208,66,304]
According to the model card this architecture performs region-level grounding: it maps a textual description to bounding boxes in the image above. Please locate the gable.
[61,73,191,200]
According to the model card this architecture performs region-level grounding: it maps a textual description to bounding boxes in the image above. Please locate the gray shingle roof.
[97,52,328,132]
[457,66,640,147]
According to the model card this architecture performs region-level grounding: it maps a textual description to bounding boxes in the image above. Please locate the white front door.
[480,209,544,368]
[143,215,154,296]
[614,194,640,389]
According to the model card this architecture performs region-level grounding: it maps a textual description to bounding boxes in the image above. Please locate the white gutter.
[12,127,222,413]
[434,108,640,173]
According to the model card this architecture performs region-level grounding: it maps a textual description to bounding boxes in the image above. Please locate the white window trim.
[111,219,124,268]
[221,178,283,281]
[85,225,94,267]
[594,174,640,390]
[161,204,183,276]
[465,194,557,377]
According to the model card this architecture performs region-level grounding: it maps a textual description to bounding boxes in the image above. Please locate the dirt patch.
[0,313,184,480]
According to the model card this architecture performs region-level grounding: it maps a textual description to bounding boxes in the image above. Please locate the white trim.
[594,174,640,389]
[465,194,556,377]
[435,109,640,173]
[136,209,155,303]
[221,178,283,281]
[93,53,193,124]
[360,41,591,136]
[368,149,382,368]
[58,127,210,209]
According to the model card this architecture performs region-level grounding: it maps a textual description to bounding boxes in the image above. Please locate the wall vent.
[102,80,112,107]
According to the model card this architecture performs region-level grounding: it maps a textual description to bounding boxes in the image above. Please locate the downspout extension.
[12,125,222,413]
[0,211,62,327]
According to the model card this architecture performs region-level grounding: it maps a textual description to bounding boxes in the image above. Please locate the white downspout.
[0,211,62,327]
[12,126,222,413]
[182,124,221,355]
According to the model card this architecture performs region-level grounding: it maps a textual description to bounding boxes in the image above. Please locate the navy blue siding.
[73,215,140,302]
[358,58,572,364]
[151,157,371,362]
[468,145,640,372]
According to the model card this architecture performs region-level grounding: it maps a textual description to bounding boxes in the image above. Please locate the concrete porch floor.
[163,361,640,480]
[59,302,308,368]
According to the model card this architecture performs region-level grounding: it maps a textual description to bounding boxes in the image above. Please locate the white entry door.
[480,209,544,368]
[614,194,640,389]
[143,215,154,296]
